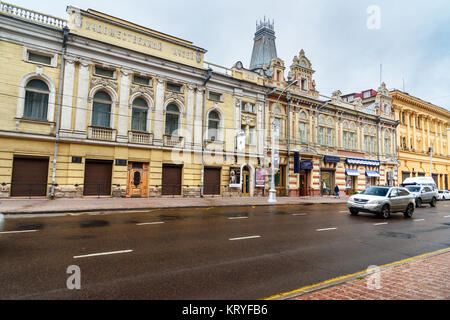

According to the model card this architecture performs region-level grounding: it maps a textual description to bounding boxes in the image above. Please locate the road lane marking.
[444,215,450,218]
[316,228,337,232]
[136,222,165,226]
[339,211,348,213]
[0,230,38,235]
[229,235,261,241]
[74,250,133,259]
[414,219,425,222]
[228,217,249,220]
[374,222,389,226]
[292,214,307,216]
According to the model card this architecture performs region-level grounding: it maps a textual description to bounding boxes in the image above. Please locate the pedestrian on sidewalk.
[334,185,340,199]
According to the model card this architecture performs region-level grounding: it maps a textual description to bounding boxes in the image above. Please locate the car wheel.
[404,203,414,218]
[380,205,391,219]
[350,209,359,216]
[430,197,437,208]
[416,198,422,208]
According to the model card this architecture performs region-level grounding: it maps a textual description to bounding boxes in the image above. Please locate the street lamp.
[430,128,450,180]
[268,80,298,203]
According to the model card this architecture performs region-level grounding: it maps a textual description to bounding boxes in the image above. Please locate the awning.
[346,169,360,177]
[366,171,381,178]
[346,158,380,167]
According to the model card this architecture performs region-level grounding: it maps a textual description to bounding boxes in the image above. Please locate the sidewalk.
[0,195,349,215]
[289,249,450,300]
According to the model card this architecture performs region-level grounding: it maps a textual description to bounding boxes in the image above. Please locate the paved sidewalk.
[290,250,450,300]
[0,195,349,215]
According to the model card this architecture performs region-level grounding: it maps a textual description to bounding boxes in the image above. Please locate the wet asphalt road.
[0,201,449,300]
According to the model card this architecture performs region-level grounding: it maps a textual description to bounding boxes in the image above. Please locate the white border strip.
[229,235,261,241]
[74,250,133,259]
[0,230,38,235]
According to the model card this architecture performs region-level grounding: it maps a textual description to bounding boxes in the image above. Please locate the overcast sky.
[10,0,450,110]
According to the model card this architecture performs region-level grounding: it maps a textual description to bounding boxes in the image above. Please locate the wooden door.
[204,167,221,195]
[83,160,113,196]
[242,167,250,197]
[127,162,149,198]
[162,164,182,195]
[11,156,49,197]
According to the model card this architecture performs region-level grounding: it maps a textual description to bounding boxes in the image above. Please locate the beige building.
[391,90,450,190]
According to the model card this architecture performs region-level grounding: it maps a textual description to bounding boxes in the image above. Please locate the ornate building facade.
[0,3,267,198]
[391,91,450,190]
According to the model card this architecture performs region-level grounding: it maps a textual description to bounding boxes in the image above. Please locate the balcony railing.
[129,131,153,145]
[164,135,184,148]
[0,2,67,29]
[88,127,117,142]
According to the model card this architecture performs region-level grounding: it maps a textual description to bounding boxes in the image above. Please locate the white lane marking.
[414,219,425,222]
[0,230,38,235]
[292,213,307,216]
[74,250,133,259]
[228,217,249,220]
[340,211,349,213]
[374,222,389,226]
[136,222,165,226]
[229,235,261,241]
[316,228,337,232]
[444,215,450,218]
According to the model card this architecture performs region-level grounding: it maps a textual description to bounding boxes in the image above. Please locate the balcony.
[88,127,116,142]
[129,131,153,145]
[163,135,184,148]
[204,139,225,151]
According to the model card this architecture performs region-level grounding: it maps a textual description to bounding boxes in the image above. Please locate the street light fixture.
[268,80,298,203]
[430,128,450,181]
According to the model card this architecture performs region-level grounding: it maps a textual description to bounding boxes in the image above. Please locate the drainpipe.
[286,91,291,197]
[200,68,213,198]
[50,26,70,199]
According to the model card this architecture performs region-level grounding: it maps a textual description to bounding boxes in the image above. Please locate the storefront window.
[321,171,334,195]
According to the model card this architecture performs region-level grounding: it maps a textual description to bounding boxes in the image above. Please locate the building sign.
[294,152,300,174]
[301,160,314,170]
[229,167,241,188]
[274,152,280,165]
[324,156,341,163]
[255,168,266,188]
[68,8,205,68]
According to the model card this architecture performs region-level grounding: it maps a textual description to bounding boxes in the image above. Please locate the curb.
[0,200,349,216]
[264,247,450,300]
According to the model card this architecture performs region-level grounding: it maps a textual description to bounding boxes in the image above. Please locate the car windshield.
[360,187,390,197]
[438,191,444,193]
[406,187,421,193]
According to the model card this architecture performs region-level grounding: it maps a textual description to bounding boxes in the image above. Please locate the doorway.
[299,170,310,197]
[127,162,149,198]
[242,166,250,197]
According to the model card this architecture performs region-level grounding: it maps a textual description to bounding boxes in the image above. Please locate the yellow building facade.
[391,90,450,190]
[0,3,267,198]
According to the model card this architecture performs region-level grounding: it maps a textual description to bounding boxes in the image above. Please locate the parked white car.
[438,190,450,201]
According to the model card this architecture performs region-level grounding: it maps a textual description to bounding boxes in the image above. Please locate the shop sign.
[229,167,241,188]
[301,160,314,170]
[324,156,341,163]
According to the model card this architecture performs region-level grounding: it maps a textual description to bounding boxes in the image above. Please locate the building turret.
[249,17,278,73]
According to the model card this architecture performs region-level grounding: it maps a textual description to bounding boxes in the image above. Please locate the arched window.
[208,110,220,141]
[24,79,49,120]
[92,91,112,127]
[131,97,148,132]
[165,104,180,135]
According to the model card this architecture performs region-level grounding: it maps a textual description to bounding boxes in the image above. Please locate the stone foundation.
[149,186,162,197]
[184,187,201,198]
[51,185,83,199]
[112,186,127,198]
[0,184,10,198]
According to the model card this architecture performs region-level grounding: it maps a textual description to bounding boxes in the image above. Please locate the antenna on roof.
[402,78,405,92]
[379,63,382,85]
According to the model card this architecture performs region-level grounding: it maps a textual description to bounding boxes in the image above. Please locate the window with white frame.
[165,104,180,135]
[208,111,220,141]
[299,122,307,143]
[23,79,49,120]
[92,91,112,127]
[131,97,148,132]
[94,66,115,79]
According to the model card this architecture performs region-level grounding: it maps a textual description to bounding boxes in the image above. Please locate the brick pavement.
[291,251,450,300]
[0,195,349,215]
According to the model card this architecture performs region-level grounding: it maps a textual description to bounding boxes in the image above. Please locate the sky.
[9,0,450,110]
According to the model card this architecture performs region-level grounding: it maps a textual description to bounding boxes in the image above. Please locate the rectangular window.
[363,91,371,99]
[133,75,150,86]
[28,52,52,65]
[273,118,281,138]
[249,127,256,145]
[94,66,115,78]
[299,122,307,143]
[384,138,390,154]
[364,136,369,152]
[350,133,355,150]
[167,83,182,93]
[209,91,222,102]
[327,128,333,147]
[208,120,219,141]
[319,127,325,145]
[131,108,148,132]
[370,137,375,153]
[24,91,48,120]
[343,131,348,150]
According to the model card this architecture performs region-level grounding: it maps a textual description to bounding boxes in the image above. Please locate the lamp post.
[430,128,450,182]
[268,80,298,203]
